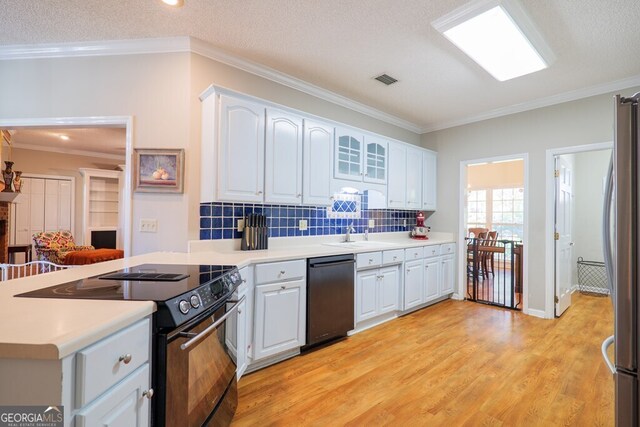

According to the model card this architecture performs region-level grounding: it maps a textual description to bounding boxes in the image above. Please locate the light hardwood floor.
[232,294,614,426]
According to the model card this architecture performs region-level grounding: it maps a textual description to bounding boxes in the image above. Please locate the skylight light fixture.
[432,0,554,81]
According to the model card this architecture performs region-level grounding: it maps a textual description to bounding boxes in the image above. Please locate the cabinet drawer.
[255,259,306,284]
[76,318,150,407]
[424,245,441,258]
[441,243,456,255]
[382,249,404,265]
[405,247,424,261]
[356,252,382,269]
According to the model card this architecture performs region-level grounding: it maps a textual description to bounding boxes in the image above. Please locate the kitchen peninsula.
[0,232,454,426]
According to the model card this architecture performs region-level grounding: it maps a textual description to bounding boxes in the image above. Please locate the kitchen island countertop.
[0,233,454,360]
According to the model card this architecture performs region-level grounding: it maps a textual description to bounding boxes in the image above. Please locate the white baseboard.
[350,312,397,335]
[245,349,299,374]
[524,308,548,319]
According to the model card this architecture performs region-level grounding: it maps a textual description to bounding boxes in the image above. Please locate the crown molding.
[2,37,639,135]
[421,73,640,133]
[187,38,423,133]
[0,37,422,133]
[0,37,191,60]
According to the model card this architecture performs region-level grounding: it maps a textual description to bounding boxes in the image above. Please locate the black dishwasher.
[305,254,355,348]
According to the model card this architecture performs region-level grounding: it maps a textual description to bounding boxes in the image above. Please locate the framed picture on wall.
[134,148,185,193]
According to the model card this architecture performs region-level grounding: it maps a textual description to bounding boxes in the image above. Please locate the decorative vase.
[13,171,22,193]
[2,161,14,192]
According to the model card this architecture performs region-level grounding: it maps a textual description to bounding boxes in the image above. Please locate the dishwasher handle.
[309,259,356,268]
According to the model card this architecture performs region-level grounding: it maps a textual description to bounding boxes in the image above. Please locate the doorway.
[0,116,133,258]
[458,154,529,312]
[545,142,613,318]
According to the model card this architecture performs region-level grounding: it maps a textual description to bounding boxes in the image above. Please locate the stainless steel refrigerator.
[602,92,640,426]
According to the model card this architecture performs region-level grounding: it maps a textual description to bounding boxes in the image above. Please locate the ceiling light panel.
[433,0,554,81]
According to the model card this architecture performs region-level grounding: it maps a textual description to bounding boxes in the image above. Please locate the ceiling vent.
[374,74,398,86]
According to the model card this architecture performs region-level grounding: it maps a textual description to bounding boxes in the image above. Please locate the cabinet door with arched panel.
[364,136,387,185]
[334,128,364,181]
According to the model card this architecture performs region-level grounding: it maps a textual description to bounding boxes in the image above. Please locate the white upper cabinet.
[334,129,388,184]
[387,143,407,209]
[303,120,334,206]
[422,150,437,211]
[218,94,265,202]
[406,146,423,209]
[334,128,364,181]
[364,136,387,185]
[265,109,303,204]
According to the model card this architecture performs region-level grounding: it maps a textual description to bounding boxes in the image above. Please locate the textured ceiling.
[2,0,640,132]
[8,127,126,156]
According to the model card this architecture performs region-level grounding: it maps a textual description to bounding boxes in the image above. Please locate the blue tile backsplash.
[199,195,419,240]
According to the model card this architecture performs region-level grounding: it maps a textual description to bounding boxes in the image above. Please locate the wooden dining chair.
[467,230,488,278]
[481,231,499,277]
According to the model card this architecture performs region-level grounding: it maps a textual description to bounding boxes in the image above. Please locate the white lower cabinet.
[226,267,249,380]
[253,278,306,360]
[356,266,399,324]
[440,255,455,295]
[403,259,424,310]
[75,364,150,427]
[424,257,440,302]
[379,267,400,314]
[356,270,379,322]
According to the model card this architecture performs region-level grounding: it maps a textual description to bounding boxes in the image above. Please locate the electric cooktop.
[16,264,242,328]
[16,264,236,301]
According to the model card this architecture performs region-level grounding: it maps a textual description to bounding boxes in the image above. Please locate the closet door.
[13,177,33,245]
[29,178,45,238]
[44,180,60,232]
[58,180,72,231]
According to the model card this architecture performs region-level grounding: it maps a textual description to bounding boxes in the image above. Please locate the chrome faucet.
[344,222,356,242]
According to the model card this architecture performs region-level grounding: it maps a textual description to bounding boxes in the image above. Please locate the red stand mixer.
[410,211,430,240]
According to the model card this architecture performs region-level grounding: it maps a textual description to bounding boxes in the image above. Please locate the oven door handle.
[179,295,246,351]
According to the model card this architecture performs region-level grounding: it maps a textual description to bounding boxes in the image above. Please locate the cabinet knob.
[242,279,247,283]
[238,309,242,314]
[425,265,429,269]
[119,354,132,364]
[280,270,286,275]
[297,193,302,198]
[143,389,154,399]
[280,285,286,290]
[393,256,397,260]
[406,269,410,274]
[369,259,373,263]
[257,190,263,195]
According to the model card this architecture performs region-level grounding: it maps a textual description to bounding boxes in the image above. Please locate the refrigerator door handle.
[602,155,615,301]
[602,335,616,374]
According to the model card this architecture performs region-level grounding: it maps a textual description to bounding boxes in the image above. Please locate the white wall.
[0,51,421,255]
[570,149,611,284]
[421,88,638,313]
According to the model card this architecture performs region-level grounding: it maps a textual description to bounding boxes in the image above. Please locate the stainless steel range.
[17,263,244,426]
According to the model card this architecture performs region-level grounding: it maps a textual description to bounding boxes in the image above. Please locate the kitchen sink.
[322,241,400,249]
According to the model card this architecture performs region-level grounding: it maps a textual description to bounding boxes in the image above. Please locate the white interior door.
[555,156,573,316]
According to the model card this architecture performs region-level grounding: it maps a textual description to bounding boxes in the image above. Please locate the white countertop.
[0,232,454,360]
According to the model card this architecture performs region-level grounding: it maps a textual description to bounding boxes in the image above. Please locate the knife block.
[241,214,269,251]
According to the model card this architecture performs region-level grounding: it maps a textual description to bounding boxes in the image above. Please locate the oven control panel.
[159,267,242,328]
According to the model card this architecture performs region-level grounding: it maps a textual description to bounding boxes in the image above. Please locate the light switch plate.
[140,219,157,233]
[368,219,375,229]
[298,219,308,231]
[237,219,244,232]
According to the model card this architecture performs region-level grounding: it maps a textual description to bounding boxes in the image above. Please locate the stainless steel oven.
[155,295,244,426]
[15,263,244,426]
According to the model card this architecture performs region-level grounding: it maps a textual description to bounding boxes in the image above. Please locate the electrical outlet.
[298,219,308,231]
[403,219,407,227]
[368,219,375,229]
[237,219,245,232]
[140,219,158,233]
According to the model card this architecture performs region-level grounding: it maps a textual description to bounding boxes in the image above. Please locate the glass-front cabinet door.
[334,129,387,184]
[364,136,387,184]
[335,128,363,181]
